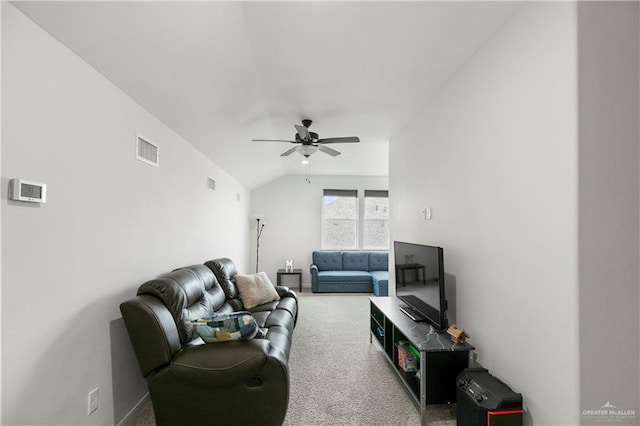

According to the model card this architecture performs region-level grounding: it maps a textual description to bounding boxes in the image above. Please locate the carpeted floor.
[130,293,456,425]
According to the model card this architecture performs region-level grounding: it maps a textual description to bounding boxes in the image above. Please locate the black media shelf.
[369,297,474,426]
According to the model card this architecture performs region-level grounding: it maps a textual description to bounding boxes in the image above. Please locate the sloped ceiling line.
[12,1,520,189]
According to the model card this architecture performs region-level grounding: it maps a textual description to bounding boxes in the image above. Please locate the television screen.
[394,241,448,330]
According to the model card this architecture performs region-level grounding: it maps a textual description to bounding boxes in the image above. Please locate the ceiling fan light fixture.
[301,158,309,165]
[296,145,318,157]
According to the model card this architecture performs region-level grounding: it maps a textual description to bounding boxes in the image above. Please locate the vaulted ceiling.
[13,1,521,189]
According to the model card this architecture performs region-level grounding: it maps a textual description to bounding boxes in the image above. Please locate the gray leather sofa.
[120,258,298,426]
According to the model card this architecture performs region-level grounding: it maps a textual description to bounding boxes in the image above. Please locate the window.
[321,189,389,250]
[363,190,389,250]
[322,189,358,249]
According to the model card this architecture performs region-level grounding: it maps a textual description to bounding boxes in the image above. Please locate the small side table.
[395,263,426,286]
[276,269,303,292]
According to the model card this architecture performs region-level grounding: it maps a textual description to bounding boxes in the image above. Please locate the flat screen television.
[394,241,448,330]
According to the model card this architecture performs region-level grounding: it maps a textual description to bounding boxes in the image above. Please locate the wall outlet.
[87,387,99,416]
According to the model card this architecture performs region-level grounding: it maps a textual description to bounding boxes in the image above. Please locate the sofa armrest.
[275,285,297,300]
[171,338,282,385]
[274,286,298,326]
[120,295,182,378]
[310,264,319,292]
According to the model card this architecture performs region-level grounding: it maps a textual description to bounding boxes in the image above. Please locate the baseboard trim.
[116,392,150,426]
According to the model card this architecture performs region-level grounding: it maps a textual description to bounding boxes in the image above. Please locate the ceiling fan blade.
[252,139,297,143]
[317,136,360,144]
[294,124,310,140]
[318,145,341,157]
[280,147,298,157]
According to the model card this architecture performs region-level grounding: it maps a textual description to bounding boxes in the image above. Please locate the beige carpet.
[130,293,456,425]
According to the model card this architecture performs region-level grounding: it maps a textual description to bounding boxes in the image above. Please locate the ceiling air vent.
[136,135,159,167]
[208,177,216,192]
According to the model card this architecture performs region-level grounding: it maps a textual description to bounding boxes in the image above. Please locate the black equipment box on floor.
[456,367,523,426]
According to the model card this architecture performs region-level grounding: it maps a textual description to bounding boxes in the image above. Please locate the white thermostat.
[10,179,47,203]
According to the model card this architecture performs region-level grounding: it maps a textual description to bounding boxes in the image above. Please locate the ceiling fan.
[252,119,360,158]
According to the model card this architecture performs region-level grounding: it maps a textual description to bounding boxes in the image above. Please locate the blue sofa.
[310,251,388,296]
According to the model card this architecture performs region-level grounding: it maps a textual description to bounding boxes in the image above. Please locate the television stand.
[370,297,474,426]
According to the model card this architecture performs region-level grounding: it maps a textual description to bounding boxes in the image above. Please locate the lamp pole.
[255,217,265,273]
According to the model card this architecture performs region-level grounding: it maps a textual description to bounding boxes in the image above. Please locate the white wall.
[251,175,388,288]
[390,3,580,424]
[0,2,3,421]
[577,2,639,422]
[1,4,251,425]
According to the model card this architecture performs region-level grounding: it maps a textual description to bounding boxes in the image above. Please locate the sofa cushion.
[369,252,388,271]
[235,272,281,309]
[250,297,297,322]
[187,311,261,343]
[343,252,369,271]
[317,270,372,282]
[205,258,244,310]
[371,270,389,296]
[370,270,388,283]
[313,251,343,271]
[372,281,388,296]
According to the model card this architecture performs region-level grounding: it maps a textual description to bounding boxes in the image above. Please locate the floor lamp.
[254,214,265,273]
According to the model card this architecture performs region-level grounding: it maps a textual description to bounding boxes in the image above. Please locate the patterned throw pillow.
[187,312,262,343]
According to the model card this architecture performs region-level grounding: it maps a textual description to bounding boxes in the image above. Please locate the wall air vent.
[136,135,159,167]
[208,177,216,191]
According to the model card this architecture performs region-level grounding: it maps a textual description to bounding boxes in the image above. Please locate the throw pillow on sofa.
[187,311,262,343]
[235,271,281,309]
